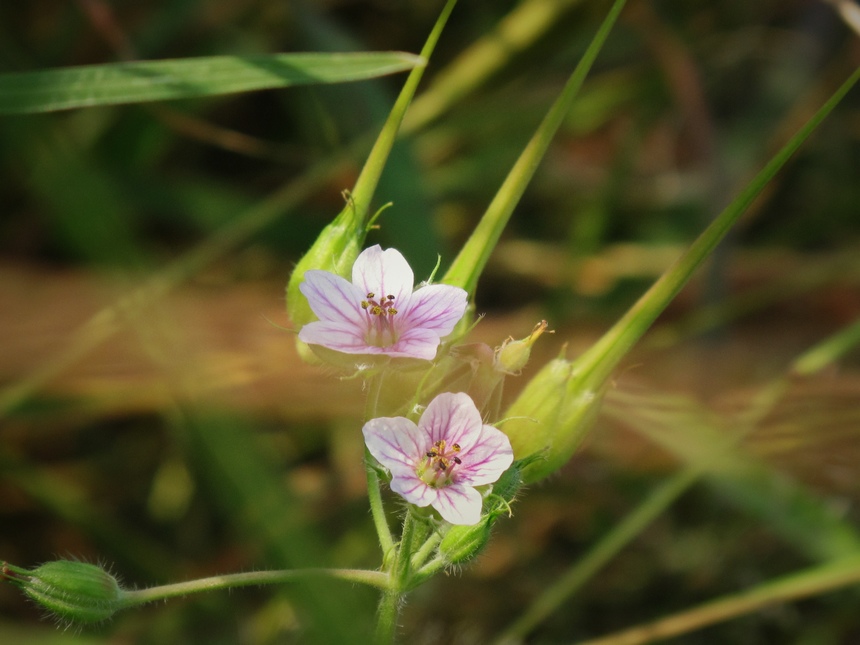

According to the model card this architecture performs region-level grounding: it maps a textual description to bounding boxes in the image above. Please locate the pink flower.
[362,392,514,525]
[298,245,468,361]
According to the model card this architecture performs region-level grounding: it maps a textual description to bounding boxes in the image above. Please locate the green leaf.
[0,51,425,115]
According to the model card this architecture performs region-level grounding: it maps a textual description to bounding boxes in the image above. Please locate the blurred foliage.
[1,0,860,643]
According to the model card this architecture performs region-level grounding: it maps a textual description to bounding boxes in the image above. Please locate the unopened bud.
[494,320,551,375]
[3,560,125,624]
[286,195,367,360]
[437,455,543,566]
[488,454,543,505]
[500,354,604,483]
[438,517,492,565]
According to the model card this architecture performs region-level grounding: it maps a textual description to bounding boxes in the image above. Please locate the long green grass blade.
[578,553,860,645]
[404,0,584,133]
[442,0,628,296]
[0,52,424,114]
[574,64,860,387]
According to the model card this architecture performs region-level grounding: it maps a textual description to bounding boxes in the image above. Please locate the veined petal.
[363,417,425,475]
[459,425,514,486]
[299,270,364,323]
[352,246,414,306]
[390,327,445,360]
[298,321,369,353]
[402,284,468,335]
[433,485,483,525]
[298,245,468,362]
[363,392,513,526]
[390,475,437,508]
[419,392,483,449]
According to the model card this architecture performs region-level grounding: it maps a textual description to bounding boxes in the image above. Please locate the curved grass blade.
[442,0,628,297]
[0,51,424,115]
[572,64,860,389]
[578,553,860,645]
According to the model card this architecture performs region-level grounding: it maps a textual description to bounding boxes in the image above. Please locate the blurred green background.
[1,1,860,643]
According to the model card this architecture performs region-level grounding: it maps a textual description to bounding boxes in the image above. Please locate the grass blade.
[0,51,424,114]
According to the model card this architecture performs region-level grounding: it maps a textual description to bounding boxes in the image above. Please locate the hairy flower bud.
[3,560,125,625]
[488,454,542,505]
[286,197,367,360]
[438,517,493,565]
[435,455,542,566]
[500,354,605,483]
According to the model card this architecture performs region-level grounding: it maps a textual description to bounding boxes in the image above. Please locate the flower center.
[417,440,462,488]
[361,292,399,347]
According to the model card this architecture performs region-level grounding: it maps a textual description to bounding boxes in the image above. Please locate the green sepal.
[501,355,605,483]
[10,560,125,625]
[437,517,493,565]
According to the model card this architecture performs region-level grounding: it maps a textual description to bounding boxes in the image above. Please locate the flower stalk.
[286,0,459,349]
[1,560,390,627]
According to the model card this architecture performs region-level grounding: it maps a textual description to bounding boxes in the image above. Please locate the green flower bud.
[435,455,544,566]
[488,454,543,506]
[285,196,368,360]
[438,517,493,565]
[500,354,605,483]
[493,320,551,375]
[4,560,125,624]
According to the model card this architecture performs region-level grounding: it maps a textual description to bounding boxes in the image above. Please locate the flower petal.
[362,416,425,476]
[458,425,514,486]
[299,270,364,324]
[419,392,483,449]
[362,391,511,526]
[401,284,468,335]
[390,475,436,508]
[352,246,414,307]
[298,321,370,354]
[389,327,444,360]
[432,484,483,525]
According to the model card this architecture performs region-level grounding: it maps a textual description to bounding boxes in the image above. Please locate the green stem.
[375,589,402,645]
[373,512,431,643]
[791,315,860,376]
[400,512,433,582]
[349,0,459,219]
[120,568,390,608]
[410,555,448,588]
[364,370,385,420]
[366,453,395,559]
[365,372,395,557]
[410,531,443,571]
[395,513,417,587]
[404,0,584,133]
